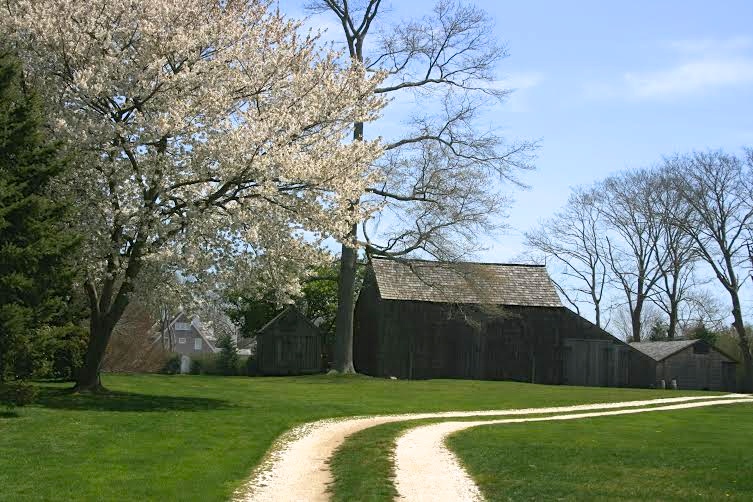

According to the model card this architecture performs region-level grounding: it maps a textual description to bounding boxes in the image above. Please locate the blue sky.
[277,1,753,328]
[281,0,753,260]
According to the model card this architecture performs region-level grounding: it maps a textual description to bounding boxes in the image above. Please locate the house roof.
[629,339,702,361]
[256,306,320,335]
[370,257,562,307]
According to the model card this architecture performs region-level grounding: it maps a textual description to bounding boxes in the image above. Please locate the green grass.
[448,403,753,501]
[0,374,715,501]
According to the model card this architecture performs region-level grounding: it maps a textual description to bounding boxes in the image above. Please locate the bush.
[10,324,88,381]
[161,354,181,375]
[216,334,239,376]
[0,381,38,409]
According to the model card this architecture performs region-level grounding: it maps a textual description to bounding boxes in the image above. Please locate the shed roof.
[256,306,320,336]
[629,339,702,361]
[370,257,562,307]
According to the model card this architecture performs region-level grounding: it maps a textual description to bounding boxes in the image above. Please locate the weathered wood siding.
[655,342,737,391]
[256,309,322,375]
[354,278,654,387]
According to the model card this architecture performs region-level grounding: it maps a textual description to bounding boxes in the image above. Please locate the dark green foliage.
[648,320,669,341]
[0,380,37,408]
[0,52,81,382]
[216,333,239,375]
[12,323,88,380]
[187,352,250,376]
[686,322,720,346]
[161,354,182,375]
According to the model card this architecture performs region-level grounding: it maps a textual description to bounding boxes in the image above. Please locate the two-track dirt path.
[393,395,753,502]
[234,394,753,502]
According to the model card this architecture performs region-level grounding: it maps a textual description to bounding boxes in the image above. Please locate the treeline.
[527,149,753,390]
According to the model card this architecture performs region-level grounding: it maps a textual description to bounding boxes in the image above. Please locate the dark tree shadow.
[34,387,231,412]
[0,410,20,418]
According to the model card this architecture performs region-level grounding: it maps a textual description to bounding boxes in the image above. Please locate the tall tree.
[6,0,384,391]
[0,51,80,382]
[649,168,698,339]
[310,0,536,373]
[599,169,665,342]
[668,150,753,391]
[525,187,608,327]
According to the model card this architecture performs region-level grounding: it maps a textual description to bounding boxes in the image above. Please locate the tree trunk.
[74,313,115,392]
[667,299,678,340]
[731,294,753,393]
[332,119,364,374]
[333,227,358,374]
[631,301,643,342]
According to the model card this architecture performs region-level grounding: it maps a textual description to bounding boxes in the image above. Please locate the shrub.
[0,381,38,409]
[161,354,181,375]
[216,334,239,376]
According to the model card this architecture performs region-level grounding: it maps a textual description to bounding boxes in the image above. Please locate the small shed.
[629,339,738,391]
[354,257,654,387]
[255,307,322,375]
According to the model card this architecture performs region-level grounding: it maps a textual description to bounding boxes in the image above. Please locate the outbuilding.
[255,307,323,375]
[629,339,738,391]
[354,257,654,387]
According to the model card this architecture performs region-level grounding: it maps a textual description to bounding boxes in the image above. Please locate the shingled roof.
[629,340,699,361]
[370,257,562,307]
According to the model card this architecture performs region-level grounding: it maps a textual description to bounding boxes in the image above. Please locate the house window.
[177,337,186,344]
[693,343,709,354]
[175,322,191,331]
[194,338,202,351]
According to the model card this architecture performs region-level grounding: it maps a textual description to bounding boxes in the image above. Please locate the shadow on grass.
[34,387,231,412]
[0,410,20,418]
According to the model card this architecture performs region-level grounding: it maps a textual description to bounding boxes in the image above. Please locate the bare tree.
[525,187,608,327]
[668,150,753,391]
[309,0,537,372]
[648,168,699,339]
[599,169,665,342]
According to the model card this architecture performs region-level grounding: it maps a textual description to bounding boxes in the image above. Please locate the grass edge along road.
[0,374,725,501]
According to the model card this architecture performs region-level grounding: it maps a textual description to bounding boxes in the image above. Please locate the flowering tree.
[5,0,384,391]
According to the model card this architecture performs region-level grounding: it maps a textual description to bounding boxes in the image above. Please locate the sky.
[279,0,753,259]
[277,1,753,327]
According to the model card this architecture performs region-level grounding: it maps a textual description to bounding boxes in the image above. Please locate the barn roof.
[370,257,562,307]
[629,339,701,361]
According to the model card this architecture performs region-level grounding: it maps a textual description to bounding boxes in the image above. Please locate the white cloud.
[668,36,753,54]
[624,58,753,99]
[584,36,753,101]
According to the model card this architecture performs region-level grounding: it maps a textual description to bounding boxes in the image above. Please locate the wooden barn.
[629,339,738,391]
[354,258,654,387]
[255,307,323,375]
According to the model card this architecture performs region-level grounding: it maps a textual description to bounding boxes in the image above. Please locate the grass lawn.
[448,403,753,501]
[0,374,715,501]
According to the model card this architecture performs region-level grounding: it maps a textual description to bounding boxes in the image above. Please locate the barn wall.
[656,343,737,391]
[257,310,322,375]
[355,296,655,388]
[354,271,381,375]
[557,309,655,388]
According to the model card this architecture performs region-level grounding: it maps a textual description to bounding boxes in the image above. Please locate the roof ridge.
[371,256,545,267]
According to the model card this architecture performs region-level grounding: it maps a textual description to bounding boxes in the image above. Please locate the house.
[354,257,654,387]
[255,307,323,375]
[169,312,218,356]
[629,339,738,391]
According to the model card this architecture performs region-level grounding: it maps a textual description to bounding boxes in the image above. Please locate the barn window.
[194,338,202,351]
[693,343,709,354]
[175,322,191,331]
[178,337,186,344]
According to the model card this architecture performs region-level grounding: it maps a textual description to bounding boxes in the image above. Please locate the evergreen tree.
[0,52,80,382]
